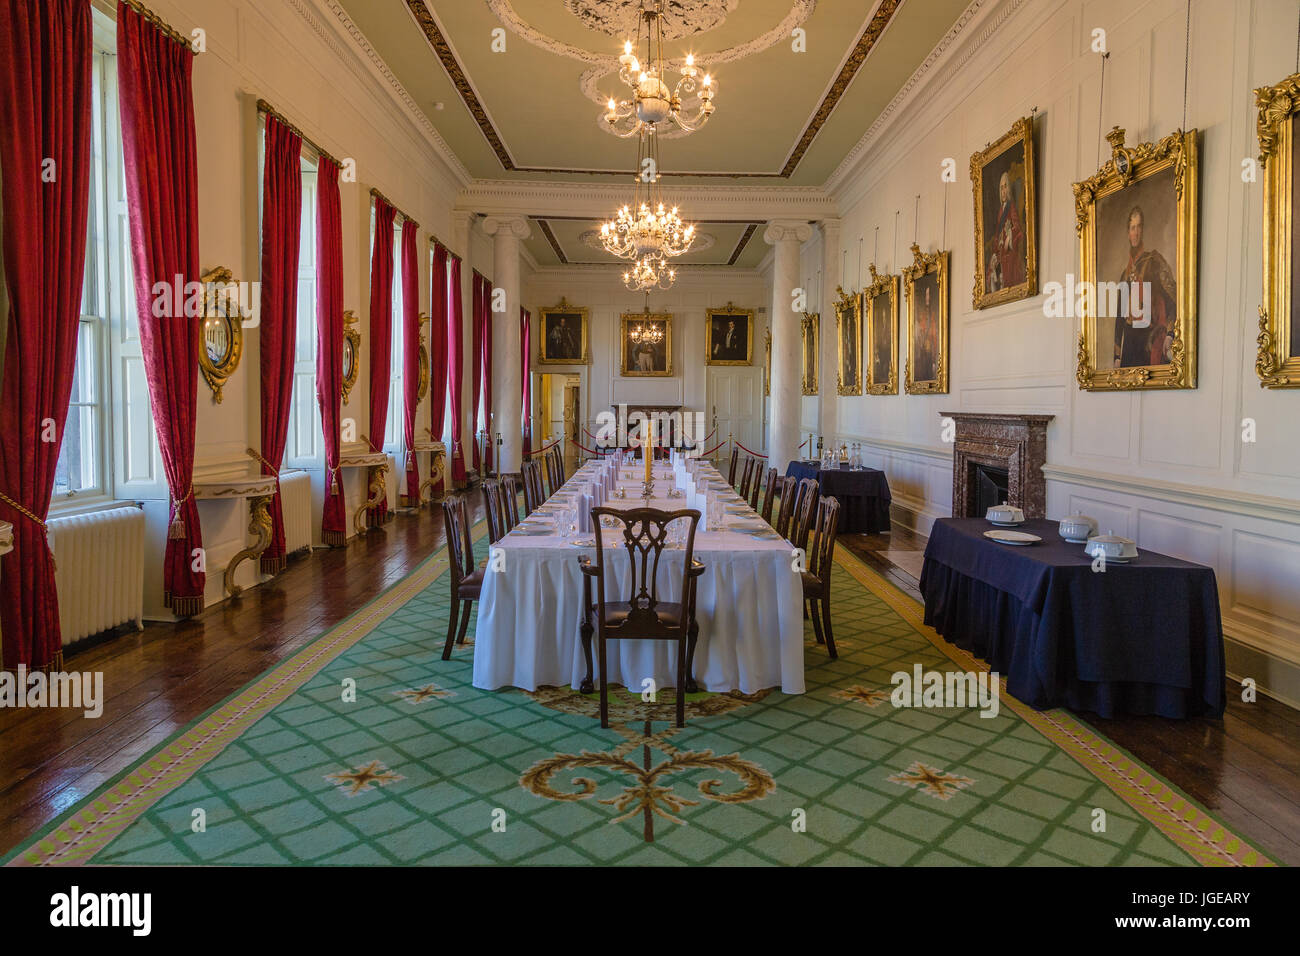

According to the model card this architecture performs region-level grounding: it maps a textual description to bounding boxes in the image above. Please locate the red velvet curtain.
[447,253,466,482]
[470,270,484,473]
[481,275,494,474]
[429,242,449,493]
[400,218,420,506]
[118,1,205,617]
[521,308,531,458]
[367,197,396,523]
[256,115,302,574]
[0,0,92,669]
[315,157,346,546]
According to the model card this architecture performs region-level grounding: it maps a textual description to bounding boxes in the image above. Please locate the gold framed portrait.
[971,115,1037,309]
[903,244,950,394]
[620,312,672,376]
[834,287,862,395]
[863,264,899,395]
[197,266,244,404]
[1257,72,1300,387]
[764,327,771,396]
[1072,126,1199,390]
[800,312,818,394]
[539,298,589,365]
[416,320,430,401]
[705,304,754,365]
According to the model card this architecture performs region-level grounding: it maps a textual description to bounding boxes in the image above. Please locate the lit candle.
[644,419,653,484]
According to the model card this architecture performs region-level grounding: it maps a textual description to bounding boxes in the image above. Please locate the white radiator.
[48,506,145,647]
[279,470,312,555]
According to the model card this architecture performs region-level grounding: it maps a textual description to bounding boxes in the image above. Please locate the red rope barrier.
[698,440,727,458]
[733,439,768,458]
[527,438,563,457]
[569,438,611,456]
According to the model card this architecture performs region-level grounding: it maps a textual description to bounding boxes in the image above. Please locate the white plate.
[989,519,1025,528]
[983,529,1041,545]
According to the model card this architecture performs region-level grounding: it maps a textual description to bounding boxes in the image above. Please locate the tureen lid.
[1087,531,1133,545]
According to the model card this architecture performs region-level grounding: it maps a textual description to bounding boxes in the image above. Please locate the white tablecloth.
[471,462,805,694]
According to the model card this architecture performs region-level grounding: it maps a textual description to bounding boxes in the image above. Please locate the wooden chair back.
[774,475,798,537]
[442,496,475,584]
[748,461,765,510]
[482,479,507,543]
[737,456,756,499]
[760,467,778,521]
[727,446,739,484]
[792,477,820,551]
[808,496,841,590]
[588,507,700,637]
[500,474,521,531]
[521,459,545,514]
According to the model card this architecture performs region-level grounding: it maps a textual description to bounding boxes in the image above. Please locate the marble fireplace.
[943,412,1054,518]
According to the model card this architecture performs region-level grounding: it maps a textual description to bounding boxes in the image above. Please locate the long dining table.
[472,458,806,695]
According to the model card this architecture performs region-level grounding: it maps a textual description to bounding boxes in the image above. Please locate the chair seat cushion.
[800,571,825,598]
[457,567,485,599]
[599,601,687,631]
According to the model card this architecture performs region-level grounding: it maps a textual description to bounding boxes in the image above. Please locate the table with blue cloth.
[919,518,1225,719]
[784,460,891,534]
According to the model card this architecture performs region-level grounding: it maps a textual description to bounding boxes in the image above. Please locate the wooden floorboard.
[2,502,1297,865]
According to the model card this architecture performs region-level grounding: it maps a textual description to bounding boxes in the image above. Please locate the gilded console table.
[193,476,279,597]
[0,521,13,558]
[412,439,447,506]
[338,452,389,535]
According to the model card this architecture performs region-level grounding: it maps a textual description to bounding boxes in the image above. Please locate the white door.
[705,367,760,468]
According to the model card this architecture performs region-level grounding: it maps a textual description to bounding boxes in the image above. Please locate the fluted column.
[764,219,814,473]
[450,210,474,480]
[818,219,842,445]
[481,215,530,476]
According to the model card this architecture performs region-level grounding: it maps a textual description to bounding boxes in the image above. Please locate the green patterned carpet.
[5,533,1276,867]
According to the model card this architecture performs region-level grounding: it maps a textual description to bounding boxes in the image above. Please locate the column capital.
[481,215,532,240]
[818,218,842,238]
[763,219,813,245]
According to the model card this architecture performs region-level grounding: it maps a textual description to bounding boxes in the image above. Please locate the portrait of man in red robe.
[1113,205,1177,368]
[987,170,1026,292]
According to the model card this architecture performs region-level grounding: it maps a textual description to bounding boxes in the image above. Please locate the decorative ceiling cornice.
[305,0,471,186]
[825,0,1021,195]
[405,0,902,178]
[729,225,759,265]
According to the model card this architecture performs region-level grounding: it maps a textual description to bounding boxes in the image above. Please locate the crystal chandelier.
[628,295,665,344]
[602,0,716,138]
[602,129,694,291]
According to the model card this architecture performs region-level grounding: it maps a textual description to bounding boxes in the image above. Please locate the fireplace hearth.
[942,412,1054,518]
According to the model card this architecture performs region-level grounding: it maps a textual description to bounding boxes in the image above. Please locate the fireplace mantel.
[942,412,1054,518]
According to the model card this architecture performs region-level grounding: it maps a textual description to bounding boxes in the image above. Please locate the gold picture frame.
[903,244,950,394]
[416,319,430,402]
[1072,126,1199,390]
[971,115,1037,310]
[705,303,754,366]
[801,312,818,395]
[1257,72,1300,387]
[197,266,244,404]
[863,264,899,395]
[341,309,361,404]
[619,311,672,376]
[764,327,771,396]
[834,287,862,395]
[538,297,589,365]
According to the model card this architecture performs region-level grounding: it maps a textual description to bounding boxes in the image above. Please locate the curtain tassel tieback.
[0,491,56,570]
[169,485,194,540]
[329,466,340,495]
[245,447,282,488]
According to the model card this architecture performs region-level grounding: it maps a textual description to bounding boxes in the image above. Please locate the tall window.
[384,223,404,453]
[54,21,163,508]
[284,157,320,467]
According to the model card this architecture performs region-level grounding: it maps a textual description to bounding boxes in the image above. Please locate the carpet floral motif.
[887,761,976,801]
[324,761,405,798]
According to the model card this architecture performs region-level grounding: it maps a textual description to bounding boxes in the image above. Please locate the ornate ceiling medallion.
[564,0,739,40]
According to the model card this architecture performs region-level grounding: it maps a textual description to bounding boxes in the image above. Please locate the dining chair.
[500,474,522,531]
[577,507,705,729]
[737,456,756,500]
[521,459,545,515]
[791,477,820,551]
[482,479,507,544]
[545,447,565,496]
[727,446,739,484]
[801,495,841,659]
[552,444,567,485]
[773,475,798,537]
[760,467,779,522]
[441,495,483,660]
[748,461,765,511]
